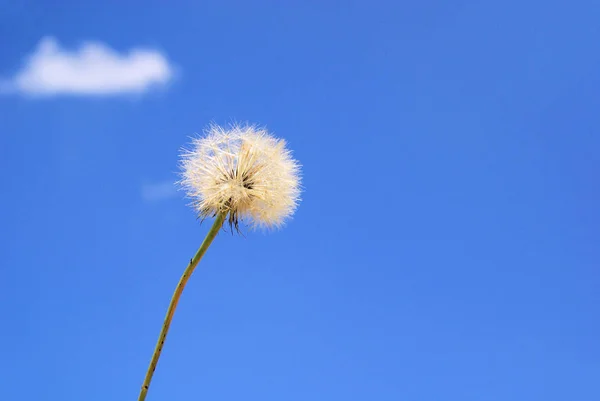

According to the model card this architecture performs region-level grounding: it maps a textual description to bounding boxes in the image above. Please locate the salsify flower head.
[179,123,301,231]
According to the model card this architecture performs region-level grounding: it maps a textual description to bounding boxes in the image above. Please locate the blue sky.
[1,1,599,400]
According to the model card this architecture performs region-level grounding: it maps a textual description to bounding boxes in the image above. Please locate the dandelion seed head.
[180,124,301,230]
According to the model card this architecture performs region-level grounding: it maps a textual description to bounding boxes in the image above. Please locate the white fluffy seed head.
[179,124,302,230]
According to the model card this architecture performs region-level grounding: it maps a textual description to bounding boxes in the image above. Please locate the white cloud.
[0,37,175,96]
[141,181,178,202]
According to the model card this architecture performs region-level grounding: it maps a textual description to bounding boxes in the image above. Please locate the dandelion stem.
[137,212,226,401]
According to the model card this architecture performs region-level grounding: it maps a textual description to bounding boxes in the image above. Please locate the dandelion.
[138,123,301,401]
[180,123,301,231]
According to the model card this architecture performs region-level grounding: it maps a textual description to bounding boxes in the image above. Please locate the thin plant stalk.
[138,211,226,401]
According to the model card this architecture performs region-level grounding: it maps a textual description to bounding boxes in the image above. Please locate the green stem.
[138,212,226,401]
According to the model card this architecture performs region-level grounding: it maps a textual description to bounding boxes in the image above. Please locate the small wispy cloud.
[142,181,178,202]
[0,37,175,97]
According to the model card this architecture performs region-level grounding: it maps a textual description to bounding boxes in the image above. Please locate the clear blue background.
[1,1,599,400]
